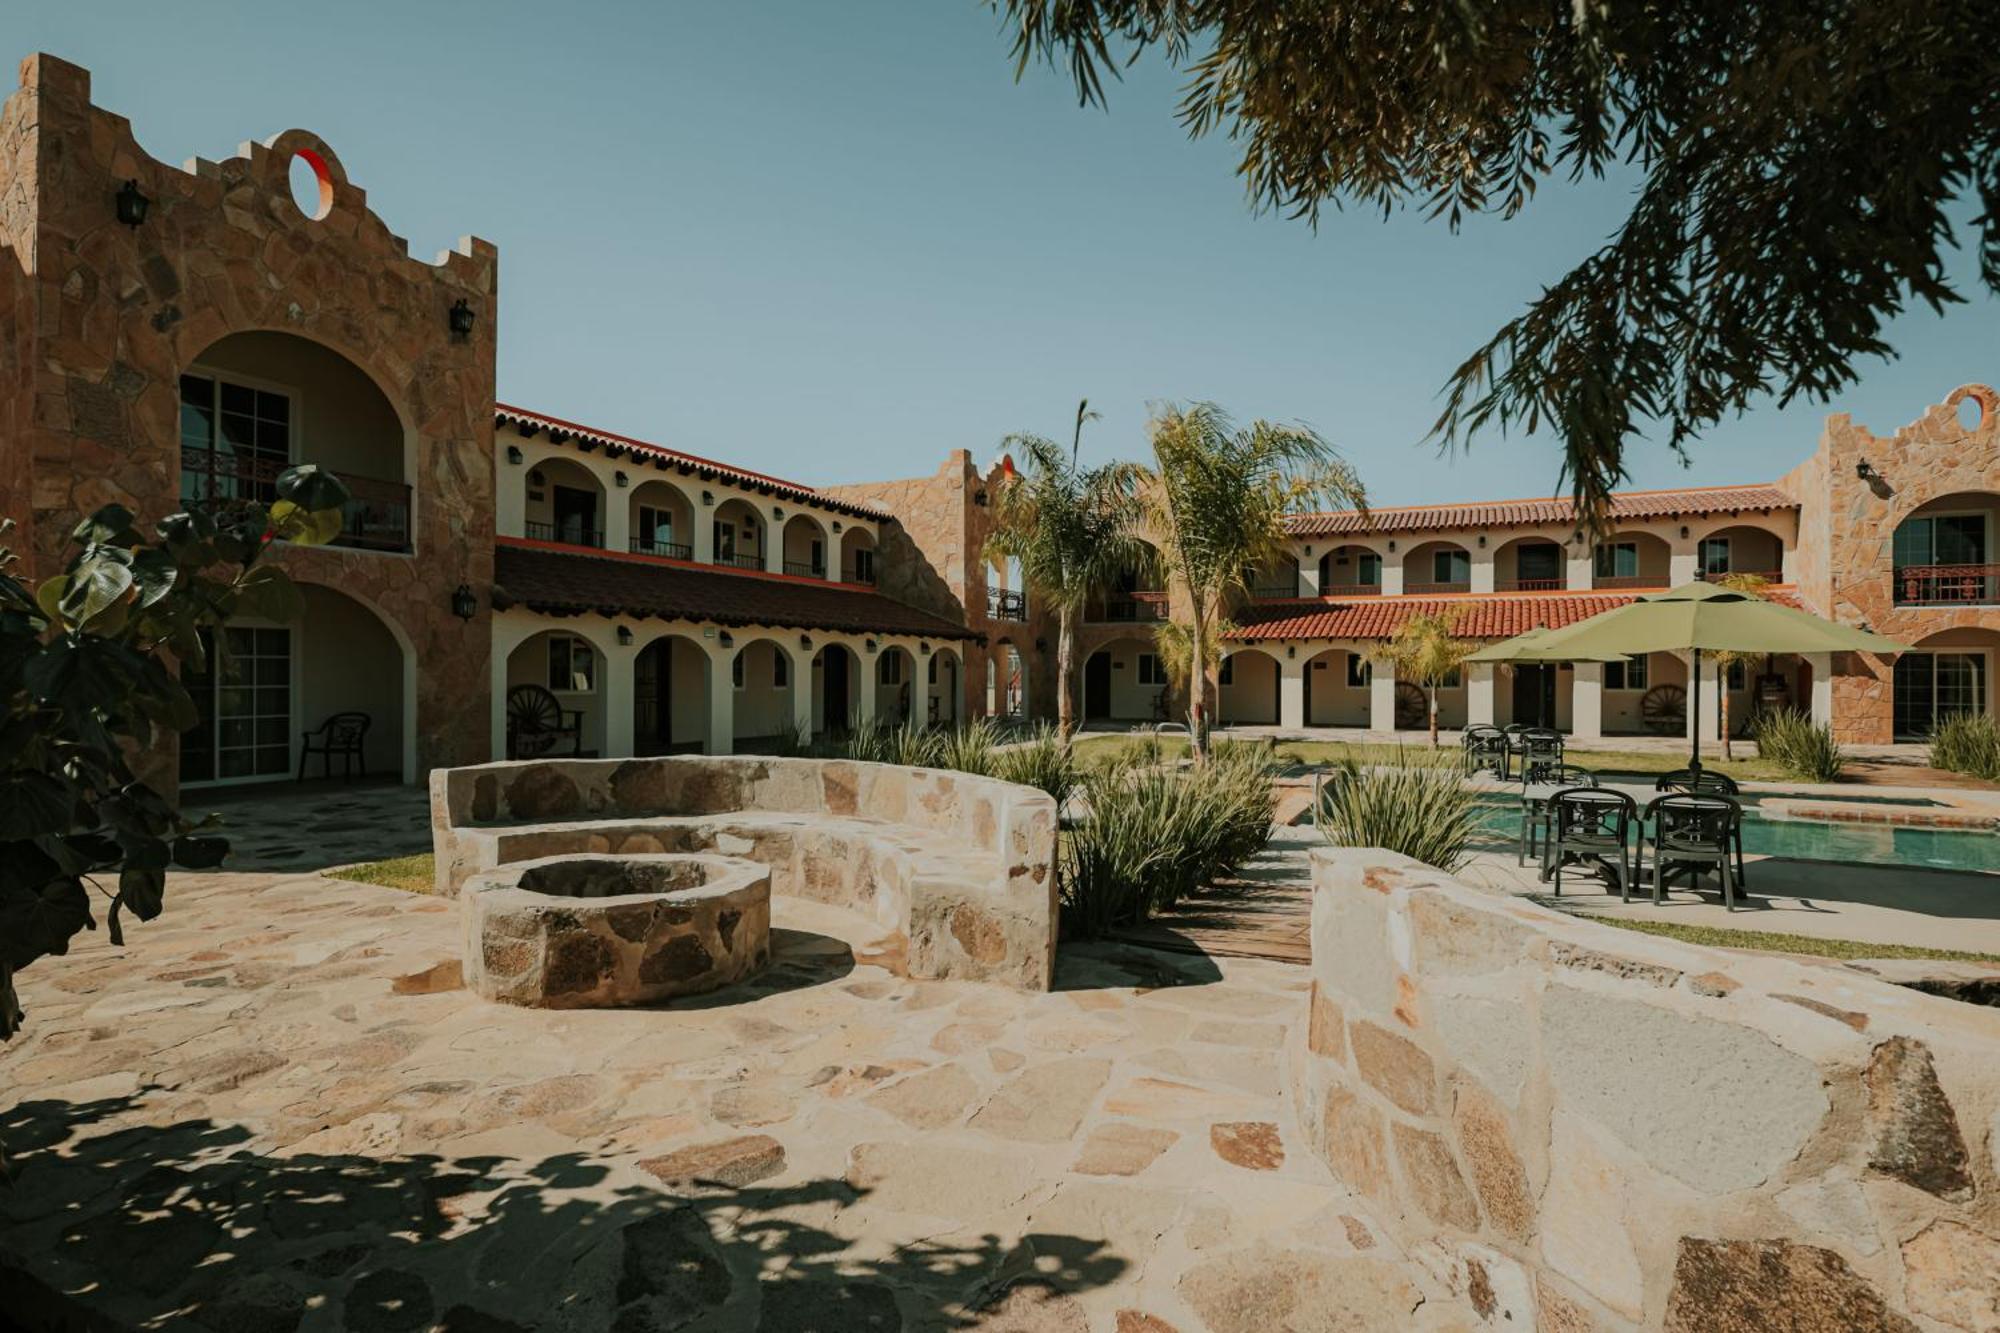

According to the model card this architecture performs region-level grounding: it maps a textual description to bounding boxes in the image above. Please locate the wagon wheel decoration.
[1640,683,1688,736]
[506,685,563,757]
[1394,681,1429,730]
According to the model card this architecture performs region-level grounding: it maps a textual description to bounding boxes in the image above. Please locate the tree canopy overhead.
[992,0,2000,521]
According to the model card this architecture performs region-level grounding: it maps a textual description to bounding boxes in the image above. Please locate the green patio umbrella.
[1465,626,1632,665]
[1523,581,1909,771]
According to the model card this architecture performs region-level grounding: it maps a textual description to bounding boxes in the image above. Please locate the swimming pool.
[1469,799,2000,874]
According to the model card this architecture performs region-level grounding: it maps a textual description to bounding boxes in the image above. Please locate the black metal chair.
[1463,725,1510,778]
[297,711,370,782]
[1518,765,1600,870]
[1549,787,1638,899]
[506,684,584,759]
[1516,728,1566,784]
[1655,769,1746,883]
[1646,793,1744,909]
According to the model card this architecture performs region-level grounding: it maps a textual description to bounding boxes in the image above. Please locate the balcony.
[1405,581,1471,596]
[1497,577,1566,592]
[1896,564,2000,606]
[1592,574,1663,591]
[715,553,764,572]
[1089,590,1168,623]
[846,565,878,586]
[1321,582,1382,598]
[784,560,826,580]
[988,588,1027,621]
[524,519,603,548]
[630,537,693,561]
[182,449,411,553]
[1250,582,1299,601]
[1696,569,1783,585]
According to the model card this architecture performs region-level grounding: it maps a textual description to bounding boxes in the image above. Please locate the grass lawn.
[1073,732,1789,782]
[1565,914,2000,966]
[328,852,435,894]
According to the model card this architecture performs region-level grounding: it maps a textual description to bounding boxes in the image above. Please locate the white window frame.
[182,618,300,788]
[1697,535,1732,577]
[548,634,598,694]
[1604,654,1650,692]
[1594,541,1639,579]
[1137,653,1168,687]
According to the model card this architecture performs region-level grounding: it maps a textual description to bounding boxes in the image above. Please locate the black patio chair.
[1518,765,1600,870]
[1463,725,1510,778]
[298,711,370,782]
[1517,728,1567,784]
[1646,793,1744,909]
[1549,787,1638,900]
[1655,769,1746,883]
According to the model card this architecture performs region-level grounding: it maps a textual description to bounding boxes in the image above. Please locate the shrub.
[1058,741,1277,938]
[1752,707,1847,783]
[1928,712,2000,780]
[1315,751,1482,874]
[989,725,1079,807]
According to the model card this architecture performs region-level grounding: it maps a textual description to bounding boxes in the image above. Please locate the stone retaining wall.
[461,853,769,1007]
[1293,847,2000,1330]
[431,755,1058,990]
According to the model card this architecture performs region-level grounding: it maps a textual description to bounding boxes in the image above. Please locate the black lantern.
[719,630,734,648]
[617,625,634,646]
[115,178,150,228]
[450,583,477,620]
[614,470,629,488]
[800,633,813,651]
[1855,460,1879,481]
[448,298,476,342]
[506,444,523,465]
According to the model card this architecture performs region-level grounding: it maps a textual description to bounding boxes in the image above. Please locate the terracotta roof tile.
[1227,586,1799,642]
[493,540,979,640]
[494,404,891,522]
[1287,483,1795,538]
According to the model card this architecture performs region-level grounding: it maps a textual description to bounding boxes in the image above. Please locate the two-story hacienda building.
[1,53,1993,799]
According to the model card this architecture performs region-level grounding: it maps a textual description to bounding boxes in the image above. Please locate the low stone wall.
[431,756,1058,990]
[462,853,769,1007]
[1294,847,2000,1331]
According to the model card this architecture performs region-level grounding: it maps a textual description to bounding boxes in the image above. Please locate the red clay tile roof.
[1286,483,1795,538]
[493,540,979,640]
[494,404,891,522]
[1229,587,1801,641]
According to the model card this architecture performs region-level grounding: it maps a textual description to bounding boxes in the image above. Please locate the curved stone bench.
[431,756,1058,990]
[462,853,770,1008]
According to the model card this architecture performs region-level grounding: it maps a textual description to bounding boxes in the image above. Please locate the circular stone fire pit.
[461,853,770,1007]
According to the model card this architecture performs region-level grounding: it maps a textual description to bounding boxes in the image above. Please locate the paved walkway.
[0,870,1483,1332]
[186,778,432,871]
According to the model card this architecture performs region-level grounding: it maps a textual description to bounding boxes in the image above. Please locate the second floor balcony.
[182,448,411,554]
[988,587,1027,621]
[1087,590,1168,623]
[1896,564,2000,607]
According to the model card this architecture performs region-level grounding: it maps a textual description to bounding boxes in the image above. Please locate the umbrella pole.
[1689,647,1703,775]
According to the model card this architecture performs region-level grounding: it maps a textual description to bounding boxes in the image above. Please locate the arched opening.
[180,330,411,552]
[1304,647,1370,727]
[928,646,962,725]
[1599,651,1689,736]
[1001,644,1027,720]
[1218,648,1280,726]
[1590,531,1670,590]
[1694,523,1787,585]
[813,643,861,735]
[1318,545,1382,596]
[712,498,766,571]
[1404,541,1472,595]
[634,632,712,755]
[987,555,1026,621]
[1894,628,2000,738]
[1082,636,1165,722]
[781,514,829,579]
[523,456,606,549]
[1086,544,1164,623]
[874,645,918,727]
[1892,492,2000,606]
[842,527,880,586]
[1493,535,1568,592]
[1245,556,1300,601]
[507,627,611,757]
[1395,660,1469,731]
[629,479,695,559]
[731,638,796,749]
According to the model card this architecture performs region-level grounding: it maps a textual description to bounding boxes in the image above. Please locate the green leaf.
[267,499,344,547]
[58,547,135,625]
[230,566,303,622]
[274,463,351,514]
[0,774,77,840]
[0,877,93,969]
[171,834,230,870]
[35,575,68,628]
[72,504,138,547]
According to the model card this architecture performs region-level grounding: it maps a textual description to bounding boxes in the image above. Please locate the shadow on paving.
[0,1095,1129,1332]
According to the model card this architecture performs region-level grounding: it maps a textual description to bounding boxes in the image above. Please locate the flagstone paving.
[0,869,1483,1331]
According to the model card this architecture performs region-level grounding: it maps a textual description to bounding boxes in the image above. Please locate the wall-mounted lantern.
[832,521,842,534]
[919,641,932,656]
[800,633,813,650]
[616,625,633,646]
[115,178,151,228]
[701,490,715,506]
[1387,540,1397,553]
[973,490,988,507]
[1855,460,1879,482]
[1679,525,1690,540]
[448,298,476,342]
[772,506,785,521]
[1287,644,1297,660]
[718,630,734,648]
[1477,534,1487,549]
[1303,545,1313,558]
[506,445,523,465]
[864,638,878,653]
[450,584,478,620]
[614,470,629,488]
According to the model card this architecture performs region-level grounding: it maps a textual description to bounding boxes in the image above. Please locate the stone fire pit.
[461,853,770,1007]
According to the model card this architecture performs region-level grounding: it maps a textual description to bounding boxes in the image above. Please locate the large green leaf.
[0,877,93,969]
[231,566,304,622]
[267,499,344,547]
[274,463,351,514]
[71,504,139,547]
[58,546,136,626]
[0,773,76,840]
[171,834,230,870]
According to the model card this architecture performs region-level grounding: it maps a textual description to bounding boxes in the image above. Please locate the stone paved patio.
[0,869,1485,1331]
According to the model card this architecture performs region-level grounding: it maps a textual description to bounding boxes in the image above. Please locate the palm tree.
[1713,572,1772,759]
[1135,403,1364,758]
[1374,608,1477,748]
[984,405,1143,740]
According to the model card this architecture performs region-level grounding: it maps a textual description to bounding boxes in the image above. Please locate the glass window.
[638,506,676,551]
[1137,654,1167,687]
[714,521,735,559]
[1594,542,1639,578]
[926,655,938,685]
[1894,514,1988,568]
[548,636,595,692]
[1346,655,1371,688]
[1440,666,1462,688]
[182,624,292,783]
[853,547,875,581]
[1356,552,1381,585]
[1219,656,1234,686]
[1698,537,1731,576]
[773,652,788,689]
[1605,654,1650,691]
[879,652,903,685]
[733,652,746,690]
[1432,549,1470,584]
[1516,544,1563,581]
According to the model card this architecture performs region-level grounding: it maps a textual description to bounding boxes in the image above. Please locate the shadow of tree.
[0,1095,1128,1331]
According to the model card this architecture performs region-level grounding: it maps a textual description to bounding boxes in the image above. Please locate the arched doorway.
[629,479,696,559]
[814,643,860,735]
[1590,531,1670,590]
[1304,647,1369,727]
[1404,541,1472,594]
[781,514,830,579]
[1082,637,1163,722]
[842,527,880,585]
[634,632,711,755]
[1892,492,2000,606]
[731,638,795,749]
[505,627,612,757]
[1694,523,1787,584]
[928,647,962,725]
[1318,545,1382,596]
[1493,535,1568,591]
[1893,628,2000,738]
[874,646,918,727]
[522,456,607,548]
[1218,649,1280,725]
[712,498,765,570]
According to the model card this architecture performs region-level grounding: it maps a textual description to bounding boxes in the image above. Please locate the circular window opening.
[287,150,334,222]
[1955,393,1986,433]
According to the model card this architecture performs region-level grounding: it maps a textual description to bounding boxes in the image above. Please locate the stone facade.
[432,754,1060,990]
[1781,383,2000,742]
[0,53,498,787]
[1295,847,2000,1330]
[461,852,770,1007]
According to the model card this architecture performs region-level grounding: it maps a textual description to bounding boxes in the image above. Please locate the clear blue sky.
[21,1,1998,503]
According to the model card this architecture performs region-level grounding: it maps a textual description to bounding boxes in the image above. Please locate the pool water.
[1470,799,2000,874]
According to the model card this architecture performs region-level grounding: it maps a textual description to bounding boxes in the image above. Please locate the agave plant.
[1315,750,1483,873]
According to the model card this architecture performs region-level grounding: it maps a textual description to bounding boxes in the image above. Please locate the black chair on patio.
[1645,792,1744,909]
[1548,786,1638,899]
[297,711,370,782]
[1518,765,1600,870]
[1516,728,1566,784]
[1463,725,1510,779]
[1655,769,1746,883]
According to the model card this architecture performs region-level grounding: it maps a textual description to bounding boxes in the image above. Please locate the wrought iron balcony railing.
[1896,563,2000,606]
[524,519,604,548]
[181,448,411,553]
[988,588,1027,621]
[630,537,694,560]
[784,560,826,579]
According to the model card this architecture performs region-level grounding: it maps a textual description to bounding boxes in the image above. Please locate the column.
[1780,542,1799,586]
[490,629,518,761]
[1298,554,1322,597]
[1279,651,1306,730]
[1467,662,1496,727]
[1571,662,1604,741]
[693,502,715,564]
[1470,545,1496,594]
[1668,540,1698,586]
[1369,664,1397,733]
[602,637,638,758]
[789,645,815,743]
[856,645,880,730]
[764,514,785,574]
[1805,652,1834,727]
[1381,557,1405,596]
[1567,549,1594,592]
[707,646,734,755]
[604,490,631,557]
